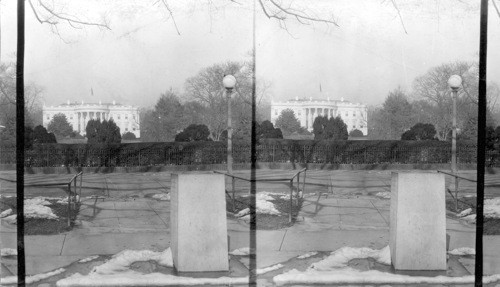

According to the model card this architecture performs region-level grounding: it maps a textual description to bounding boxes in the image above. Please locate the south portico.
[43,100,141,137]
[271,96,368,135]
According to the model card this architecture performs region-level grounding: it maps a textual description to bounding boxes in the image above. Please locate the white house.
[43,100,140,138]
[271,96,368,136]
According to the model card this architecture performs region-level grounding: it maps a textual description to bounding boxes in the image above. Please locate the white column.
[79,112,83,133]
[311,108,315,126]
[73,113,78,132]
[301,108,306,127]
[308,108,311,129]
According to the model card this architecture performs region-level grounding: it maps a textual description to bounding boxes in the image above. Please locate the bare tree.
[185,61,246,140]
[0,63,43,137]
[412,61,499,140]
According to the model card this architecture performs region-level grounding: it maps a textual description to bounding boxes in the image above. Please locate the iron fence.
[1,142,498,167]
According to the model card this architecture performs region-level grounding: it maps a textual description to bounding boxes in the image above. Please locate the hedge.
[0,140,497,167]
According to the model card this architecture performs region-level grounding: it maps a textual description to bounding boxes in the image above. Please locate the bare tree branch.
[29,0,110,30]
[28,0,57,25]
[258,0,339,27]
[160,0,181,35]
[390,0,408,34]
[492,0,500,20]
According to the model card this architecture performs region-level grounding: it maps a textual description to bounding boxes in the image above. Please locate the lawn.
[0,196,80,235]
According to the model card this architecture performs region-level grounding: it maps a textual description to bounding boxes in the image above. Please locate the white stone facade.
[271,97,368,136]
[42,101,140,138]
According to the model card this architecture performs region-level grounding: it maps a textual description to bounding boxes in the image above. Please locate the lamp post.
[448,75,462,196]
[223,75,236,195]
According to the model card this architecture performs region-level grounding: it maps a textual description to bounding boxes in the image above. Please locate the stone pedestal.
[170,173,229,272]
[390,172,446,270]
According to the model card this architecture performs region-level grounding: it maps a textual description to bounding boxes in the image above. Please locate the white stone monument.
[390,172,447,270]
[170,173,229,272]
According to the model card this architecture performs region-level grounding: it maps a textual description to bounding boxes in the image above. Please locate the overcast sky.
[1,0,499,108]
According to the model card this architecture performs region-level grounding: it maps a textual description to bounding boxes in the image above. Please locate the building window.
[133,115,136,120]
[353,111,356,116]
[360,125,364,129]
[125,128,129,131]
[353,125,356,129]
[118,115,121,120]
[133,127,136,131]
[46,115,50,120]
[125,115,128,119]
[345,112,348,117]
[275,110,278,116]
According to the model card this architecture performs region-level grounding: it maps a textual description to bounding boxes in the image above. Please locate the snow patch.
[25,204,58,219]
[2,214,17,224]
[1,197,60,221]
[229,247,250,256]
[236,208,249,217]
[92,248,173,275]
[257,193,276,201]
[462,214,476,223]
[236,192,281,216]
[257,264,284,275]
[309,246,391,271]
[79,255,100,263]
[461,197,500,221]
[1,248,17,256]
[56,273,249,286]
[448,247,475,256]
[375,192,391,199]
[56,195,80,204]
[458,208,472,217]
[56,247,251,287]
[297,251,318,259]
[24,197,51,206]
[256,192,280,215]
[1,268,65,285]
[0,208,12,218]
[273,269,500,286]
[484,198,500,218]
[152,193,170,201]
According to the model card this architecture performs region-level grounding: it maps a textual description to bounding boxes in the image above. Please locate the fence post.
[74,178,77,202]
[79,173,83,199]
[289,179,293,223]
[67,183,71,227]
[297,172,301,197]
[302,170,307,196]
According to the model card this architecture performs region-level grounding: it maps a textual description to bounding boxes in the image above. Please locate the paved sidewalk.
[1,170,500,285]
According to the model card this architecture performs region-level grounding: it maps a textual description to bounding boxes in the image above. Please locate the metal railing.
[437,170,476,211]
[1,143,498,167]
[214,168,307,222]
[22,171,83,227]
